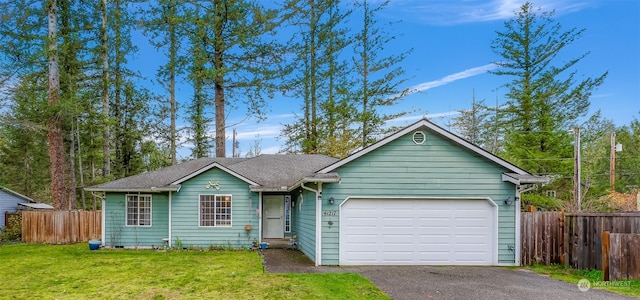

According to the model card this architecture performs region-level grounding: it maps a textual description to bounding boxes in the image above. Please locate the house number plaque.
[323,210,338,216]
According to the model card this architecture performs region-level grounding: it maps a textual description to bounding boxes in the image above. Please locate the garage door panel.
[340,198,496,266]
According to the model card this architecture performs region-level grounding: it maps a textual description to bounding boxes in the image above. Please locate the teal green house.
[86,119,547,266]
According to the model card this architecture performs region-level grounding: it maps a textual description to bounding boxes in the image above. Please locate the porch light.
[328,197,335,205]
[504,197,514,205]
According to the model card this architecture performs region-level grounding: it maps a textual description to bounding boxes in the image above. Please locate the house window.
[200,195,232,227]
[126,194,152,226]
[285,195,291,233]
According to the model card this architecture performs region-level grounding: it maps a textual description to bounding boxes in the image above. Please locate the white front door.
[263,195,284,239]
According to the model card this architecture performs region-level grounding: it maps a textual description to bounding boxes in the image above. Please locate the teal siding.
[103,192,169,248]
[170,168,259,248]
[292,188,317,262]
[321,127,518,265]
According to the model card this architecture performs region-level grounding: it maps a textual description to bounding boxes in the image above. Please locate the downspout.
[301,182,322,266]
[258,191,263,243]
[92,192,106,247]
[515,187,521,266]
[168,191,172,248]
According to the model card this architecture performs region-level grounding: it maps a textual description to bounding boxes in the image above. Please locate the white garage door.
[339,198,497,266]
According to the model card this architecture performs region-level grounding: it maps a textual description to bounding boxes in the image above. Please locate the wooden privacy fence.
[564,213,640,270]
[521,211,564,265]
[602,232,640,280]
[22,210,101,244]
[521,212,640,266]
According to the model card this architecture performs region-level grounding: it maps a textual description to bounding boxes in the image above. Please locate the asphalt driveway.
[350,265,635,300]
[262,249,635,300]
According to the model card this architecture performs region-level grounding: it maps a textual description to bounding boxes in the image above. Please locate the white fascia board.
[84,186,181,193]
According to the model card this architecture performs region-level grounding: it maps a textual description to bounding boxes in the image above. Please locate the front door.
[263,195,284,239]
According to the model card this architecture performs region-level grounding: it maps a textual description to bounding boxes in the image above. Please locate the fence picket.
[20,211,101,244]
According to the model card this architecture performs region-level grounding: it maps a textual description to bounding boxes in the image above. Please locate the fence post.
[560,209,565,265]
[602,231,610,281]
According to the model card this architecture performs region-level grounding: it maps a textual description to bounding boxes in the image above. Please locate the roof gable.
[172,162,260,186]
[319,119,531,176]
[0,186,35,203]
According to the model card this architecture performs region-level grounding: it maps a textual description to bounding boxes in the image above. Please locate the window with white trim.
[126,194,152,226]
[200,195,232,227]
[285,195,291,232]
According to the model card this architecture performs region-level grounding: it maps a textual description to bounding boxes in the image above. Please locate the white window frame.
[199,194,232,227]
[126,194,152,227]
[285,195,292,233]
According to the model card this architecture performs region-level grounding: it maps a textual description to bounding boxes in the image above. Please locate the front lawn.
[0,244,389,299]
[523,264,640,298]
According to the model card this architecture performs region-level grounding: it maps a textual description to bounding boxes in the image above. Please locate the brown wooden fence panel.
[565,213,640,270]
[602,232,640,280]
[21,211,101,244]
[521,211,564,265]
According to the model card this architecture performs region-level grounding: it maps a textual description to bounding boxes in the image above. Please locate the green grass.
[0,244,389,299]
[522,264,640,298]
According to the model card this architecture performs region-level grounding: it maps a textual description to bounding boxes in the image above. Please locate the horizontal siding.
[294,189,316,262]
[103,193,169,248]
[321,128,518,265]
[171,168,259,248]
[0,191,28,226]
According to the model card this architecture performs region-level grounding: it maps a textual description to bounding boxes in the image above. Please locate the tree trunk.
[47,0,66,210]
[68,121,77,210]
[101,0,110,177]
[169,1,177,164]
[214,0,225,157]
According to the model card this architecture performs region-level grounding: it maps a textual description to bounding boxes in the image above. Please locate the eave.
[502,173,550,185]
[83,185,181,193]
[249,173,341,192]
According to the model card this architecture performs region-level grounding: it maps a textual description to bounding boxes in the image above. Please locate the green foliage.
[521,193,562,211]
[524,264,639,298]
[0,213,22,244]
[491,2,607,175]
[352,0,411,148]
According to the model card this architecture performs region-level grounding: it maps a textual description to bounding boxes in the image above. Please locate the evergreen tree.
[143,0,184,164]
[281,0,352,155]
[47,0,66,210]
[197,0,284,157]
[352,0,411,147]
[451,93,503,154]
[185,6,213,158]
[491,2,607,175]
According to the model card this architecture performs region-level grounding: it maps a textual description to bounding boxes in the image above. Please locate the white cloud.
[401,0,592,25]
[233,125,282,140]
[406,63,498,95]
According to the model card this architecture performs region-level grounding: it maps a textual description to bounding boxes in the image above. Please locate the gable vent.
[412,131,426,144]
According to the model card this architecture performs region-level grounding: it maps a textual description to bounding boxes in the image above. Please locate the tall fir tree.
[281,0,352,155]
[198,0,284,157]
[491,2,607,175]
[352,0,411,147]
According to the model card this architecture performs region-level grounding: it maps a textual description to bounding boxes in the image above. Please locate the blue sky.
[136,0,640,158]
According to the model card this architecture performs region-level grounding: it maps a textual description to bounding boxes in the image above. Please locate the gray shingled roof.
[85,154,338,192]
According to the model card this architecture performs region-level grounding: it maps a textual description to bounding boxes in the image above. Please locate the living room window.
[200,195,232,227]
[126,194,152,226]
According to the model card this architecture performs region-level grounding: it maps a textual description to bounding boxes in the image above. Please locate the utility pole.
[571,127,581,211]
[610,132,622,191]
[610,132,616,190]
